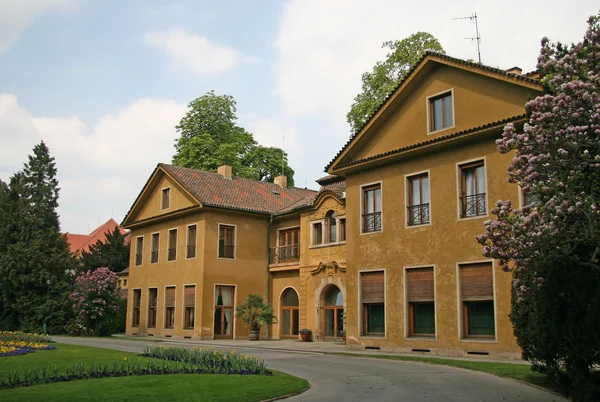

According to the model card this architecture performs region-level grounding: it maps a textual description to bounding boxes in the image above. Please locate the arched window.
[326,210,337,243]
[281,288,299,337]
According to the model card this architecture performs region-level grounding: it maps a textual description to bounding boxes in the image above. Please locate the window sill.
[427,125,455,136]
[406,336,436,342]
[459,337,497,344]
[359,334,386,339]
[309,241,346,249]
[217,257,236,261]
[457,214,489,222]
[360,230,382,236]
[406,222,431,229]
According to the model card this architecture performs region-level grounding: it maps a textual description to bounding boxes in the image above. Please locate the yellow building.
[325,52,543,358]
[123,52,543,358]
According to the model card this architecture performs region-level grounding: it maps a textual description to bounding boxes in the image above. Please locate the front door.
[323,286,344,340]
[214,285,235,339]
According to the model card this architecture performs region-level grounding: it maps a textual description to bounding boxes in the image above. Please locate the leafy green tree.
[173,91,295,185]
[0,142,76,333]
[80,225,130,273]
[347,32,445,133]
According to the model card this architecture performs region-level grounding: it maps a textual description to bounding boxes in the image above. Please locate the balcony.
[150,251,158,264]
[362,212,382,233]
[167,248,176,261]
[186,244,196,259]
[269,244,300,265]
[460,193,487,218]
[407,203,430,226]
[135,254,142,266]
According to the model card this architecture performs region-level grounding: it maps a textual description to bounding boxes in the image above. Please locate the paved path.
[54,337,565,402]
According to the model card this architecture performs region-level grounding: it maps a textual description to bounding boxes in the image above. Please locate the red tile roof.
[65,218,131,255]
[160,164,318,215]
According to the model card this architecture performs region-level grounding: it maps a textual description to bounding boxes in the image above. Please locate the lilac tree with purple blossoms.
[70,267,121,336]
[477,14,600,399]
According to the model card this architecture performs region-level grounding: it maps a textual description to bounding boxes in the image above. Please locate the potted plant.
[299,328,312,342]
[235,294,276,341]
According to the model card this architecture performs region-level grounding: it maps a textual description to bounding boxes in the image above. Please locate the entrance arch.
[322,285,344,339]
[280,288,299,337]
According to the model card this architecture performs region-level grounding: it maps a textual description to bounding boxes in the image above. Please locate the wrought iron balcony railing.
[167,248,177,261]
[460,193,487,218]
[362,212,382,233]
[219,244,235,259]
[186,244,196,259]
[150,251,158,264]
[269,244,300,264]
[408,203,430,226]
[135,254,142,266]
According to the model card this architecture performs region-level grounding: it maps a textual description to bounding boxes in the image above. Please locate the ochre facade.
[123,53,543,358]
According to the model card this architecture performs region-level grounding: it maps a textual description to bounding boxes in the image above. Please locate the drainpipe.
[265,213,274,339]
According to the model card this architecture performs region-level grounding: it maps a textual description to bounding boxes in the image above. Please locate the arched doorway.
[323,285,344,339]
[280,288,299,337]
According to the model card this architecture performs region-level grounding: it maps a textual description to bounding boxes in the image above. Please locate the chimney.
[506,66,522,76]
[274,175,287,188]
[217,164,232,178]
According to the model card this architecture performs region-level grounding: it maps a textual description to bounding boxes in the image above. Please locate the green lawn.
[331,352,553,388]
[0,344,308,401]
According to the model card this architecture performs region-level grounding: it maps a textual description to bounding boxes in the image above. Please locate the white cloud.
[274,0,598,129]
[0,94,187,234]
[143,28,259,77]
[0,0,80,52]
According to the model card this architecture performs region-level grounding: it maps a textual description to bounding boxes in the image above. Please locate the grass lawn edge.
[327,352,565,397]
[262,374,311,402]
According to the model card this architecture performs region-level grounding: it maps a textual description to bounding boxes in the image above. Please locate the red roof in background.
[65,218,131,255]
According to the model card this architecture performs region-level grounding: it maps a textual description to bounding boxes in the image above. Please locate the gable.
[125,169,199,225]
[326,53,543,174]
[337,64,542,168]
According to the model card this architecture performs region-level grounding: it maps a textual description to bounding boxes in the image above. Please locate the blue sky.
[1,0,598,234]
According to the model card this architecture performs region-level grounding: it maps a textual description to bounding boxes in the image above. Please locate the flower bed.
[0,345,272,390]
[0,331,56,357]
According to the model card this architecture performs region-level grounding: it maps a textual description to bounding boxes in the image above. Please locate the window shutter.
[361,271,384,303]
[460,263,493,301]
[185,286,195,307]
[166,287,176,307]
[407,268,434,302]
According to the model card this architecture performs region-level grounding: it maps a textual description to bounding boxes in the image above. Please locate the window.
[281,288,300,337]
[218,225,235,259]
[214,286,235,338]
[362,184,382,233]
[167,229,177,261]
[184,285,195,329]
[406,268,435,337]
[327,211,337,242]
[460,263,495,338]
[151,233,159,264]
[429,91,453,132]
[187,225,197,259]
[407,173,430,226]
[135,237,143,266]
[522,187,540,207]
[165,286,176,329]
[459,161,486,218]
[123,279,127,287]
[132,289,141,327]
[273,228,299,263]
[361,271,385,335]
[148,288,157,328]
[339,218,346,242]
[312,222,323,245]
[161,188,170,210]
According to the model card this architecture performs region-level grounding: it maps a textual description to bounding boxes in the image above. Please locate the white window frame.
[131,287,142,328]
[404,170,432,229]
[456,157,489,222]
[358,268,387,339]
[161,187,171,211]
[182,283,197,331]
[359,181,383,235]
[403,265,437,340]
[186,224,198,260]
[134,235,144,266]
[147,287,159,329]
[150,232,160,265]
[217,223,237,260]
[163,285,177,330]
[455,259,498,343]
[213,283,237,339]
[167,228,178,262]
[426,88,455,135]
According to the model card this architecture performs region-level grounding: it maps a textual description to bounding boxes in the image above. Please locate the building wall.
[133,175,197,223]
[344,137,520,357]
[347,65,540,164]
[125,210,205,338]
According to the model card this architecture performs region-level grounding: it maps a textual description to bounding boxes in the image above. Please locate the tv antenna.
[453,12,481,64]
